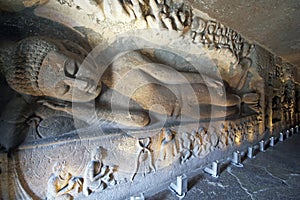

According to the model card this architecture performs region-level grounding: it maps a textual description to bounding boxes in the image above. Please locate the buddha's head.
[5,37,101,102]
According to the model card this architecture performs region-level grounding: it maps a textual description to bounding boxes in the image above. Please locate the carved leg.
[131,152,142,181]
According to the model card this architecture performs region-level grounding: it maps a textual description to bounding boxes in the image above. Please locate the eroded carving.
[179,132,193,164]
[158,129,178,163]
[46,161,82,200]
[1,37,247,129]
[131,137,155,181]
[0,0,297,199]
[83,147,116,196]
[198,127,212,158]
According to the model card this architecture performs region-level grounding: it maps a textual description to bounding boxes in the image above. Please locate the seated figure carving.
[83,147,115,196]
[46,161,82,200]
[1,37,245,128]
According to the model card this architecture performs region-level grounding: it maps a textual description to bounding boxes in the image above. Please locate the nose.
[63,77,101,96]
[63,77,88,90]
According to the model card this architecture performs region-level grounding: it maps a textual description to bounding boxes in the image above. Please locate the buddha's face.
[38,49,101,102]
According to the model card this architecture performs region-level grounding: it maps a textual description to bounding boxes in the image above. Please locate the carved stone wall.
[0,0,298,199]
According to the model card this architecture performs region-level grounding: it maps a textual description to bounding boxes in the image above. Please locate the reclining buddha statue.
[1,37,242,128]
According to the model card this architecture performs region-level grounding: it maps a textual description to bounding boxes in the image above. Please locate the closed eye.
[64,59,79,78]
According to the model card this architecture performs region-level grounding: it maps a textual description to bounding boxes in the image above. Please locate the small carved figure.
[149,0,161,21]
[208,127,219,150]
[246,120,255,142]
[227,123,235,146]
[83,147,116,196]
[159,129,178,161]
[234,123,242,144]
[46,161,82,200]
[57,0,74,7]
[102,0,131,21]
[160,13,174,30]
[179,132,192,164]
[218,123,228,149]
[190,130,201,157]
[242,121,248,141]
[198,127,211,158]
[205,22,217,48]
[170,11,184,31]
[131,137,155,181]
[122,0,147,21]
[191,17,206,43]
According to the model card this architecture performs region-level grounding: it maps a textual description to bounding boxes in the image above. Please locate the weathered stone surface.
[0,0,298,199]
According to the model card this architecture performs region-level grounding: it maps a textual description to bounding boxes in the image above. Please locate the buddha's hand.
[109,110,150,127]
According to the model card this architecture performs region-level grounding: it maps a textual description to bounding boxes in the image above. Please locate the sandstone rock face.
[0,0,297,199]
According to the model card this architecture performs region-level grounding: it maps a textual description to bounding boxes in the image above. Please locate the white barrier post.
[279,132,284,142]
[204,160,220,178]
[247,146,255,158]
[130,193,144,200]
[231,151,243,167]
[269,137,275,147]
[169,174,188,198]
[259,140,265,152]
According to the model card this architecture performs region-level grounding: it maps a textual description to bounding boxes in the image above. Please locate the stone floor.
[148,132,300,200]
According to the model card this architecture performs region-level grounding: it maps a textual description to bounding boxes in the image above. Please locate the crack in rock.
[264,167,289,186]
[253,188,269,194]
[205,179,227,189]
[227,168,255,200]
[247,163,289,186]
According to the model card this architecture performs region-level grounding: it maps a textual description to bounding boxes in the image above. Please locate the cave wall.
[0,1,297,199]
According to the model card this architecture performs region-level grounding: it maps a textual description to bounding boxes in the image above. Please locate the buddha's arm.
[108,51,223,88]
[135,62,224,89]
[96,109,150,127]
[39,100,150,127]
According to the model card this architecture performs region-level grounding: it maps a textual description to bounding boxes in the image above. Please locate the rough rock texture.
[149,132,300,200]
[191,0,300,81]
[0,0,298,199]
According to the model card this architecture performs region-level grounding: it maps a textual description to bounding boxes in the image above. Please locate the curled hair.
[4,37,58,96]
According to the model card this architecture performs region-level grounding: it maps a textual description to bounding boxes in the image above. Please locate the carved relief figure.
[158,129,178,162]
[178,132,192,164]
[208,127,219,151]
[131,137,155,181]
[190,130,201,157]
[246,120,255,142]
[218,123,228,149]
[234,123,242,144]
[83,147,116,196]
[227,123,235,146]
[46,161,82,200]
[198,127,211,158]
